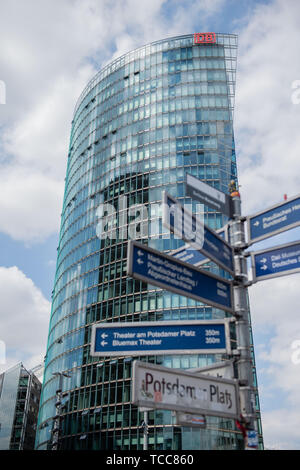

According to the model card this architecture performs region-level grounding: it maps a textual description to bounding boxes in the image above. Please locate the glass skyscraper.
[35,33,263,450]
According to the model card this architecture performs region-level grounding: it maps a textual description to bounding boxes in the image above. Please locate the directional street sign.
[132,361,240,420]
[127,240,233,312]
[247,193,300,244]
[90,319,232,357]
[251,240,300,282]
[162,192,234,275]
[170,224,229,268]
[188,360,235,380]
[185,173,233,218]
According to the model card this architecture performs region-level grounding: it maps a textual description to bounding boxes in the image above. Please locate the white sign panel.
[189,360,235,380]
[185,173,232,218]
[175,412,206,428]
[132,361,240,420]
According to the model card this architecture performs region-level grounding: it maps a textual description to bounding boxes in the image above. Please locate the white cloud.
[262,409,300,450]
[0,266,50,374]
[0,0,226,243]
[0,166,63,242]
[3,66,94,176]
[0,0,110,243]
[249,274,300,449]
[0,0,105,243]
[235,0,300,216]
[234,0,300,449]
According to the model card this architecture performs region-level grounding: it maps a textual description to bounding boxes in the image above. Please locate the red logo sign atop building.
[194,32,216,44]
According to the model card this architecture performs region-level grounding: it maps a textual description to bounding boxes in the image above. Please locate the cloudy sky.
[1,0,300,450]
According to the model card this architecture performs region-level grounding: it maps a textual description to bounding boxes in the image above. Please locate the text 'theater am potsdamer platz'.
[35,33,263,450]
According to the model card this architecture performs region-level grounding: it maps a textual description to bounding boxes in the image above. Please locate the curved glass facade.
[35,33,263,450]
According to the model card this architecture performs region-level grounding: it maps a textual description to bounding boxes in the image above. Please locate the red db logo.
[194,32,216,44]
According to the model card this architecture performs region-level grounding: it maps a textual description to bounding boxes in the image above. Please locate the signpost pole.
[230,193,257,440]
[143,410,148,451]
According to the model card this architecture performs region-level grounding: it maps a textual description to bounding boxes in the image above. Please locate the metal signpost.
[226,191,300,446]
[127,240,233,312]
[132,361,240,420]
[251,240,300,282]
[229,194,257,435]
[90,319,232,357]
[185,173,233,218]
[162,191,234,274]
[246,193,300,244]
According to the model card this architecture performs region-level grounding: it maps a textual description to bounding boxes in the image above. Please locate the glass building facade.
[35,33,263,450]
[0,363,41,450]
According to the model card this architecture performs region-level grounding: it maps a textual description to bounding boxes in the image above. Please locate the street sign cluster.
[89,171,300,442]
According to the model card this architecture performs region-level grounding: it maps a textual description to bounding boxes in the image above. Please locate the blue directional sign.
[247,193,300,244]
[90,319,231,357]
[163,192,234,274]
[127,240,233,312]
[252,240,300,282]
[170,225,228,267]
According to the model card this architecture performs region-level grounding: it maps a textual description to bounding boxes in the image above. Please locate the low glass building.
[0,363,41,450]
[35,33,263,450]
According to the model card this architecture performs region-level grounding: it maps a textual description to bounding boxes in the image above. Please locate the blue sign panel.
[163,192,234,274]
[252,241,300,282]
[171,244,207,265]
[171,226,227,267]
[247,194,300,244]
[246,431,258,449]
[127,241,233,312]
[90,320,230,357]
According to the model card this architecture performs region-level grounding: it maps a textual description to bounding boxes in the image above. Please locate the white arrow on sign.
[259,258,267,264]
[137,258,144,265]
[260,265,268,271]
[137,250,144,256]
[101,341,108,347]
[254,221,260,226]
[101,333,108,339]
